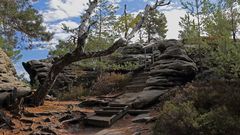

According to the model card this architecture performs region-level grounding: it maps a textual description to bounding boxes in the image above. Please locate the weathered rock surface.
[144,39,197,91]
[0,48,31,108]
[115,43,152,65]
[131,113,155,123]
[22,59,99,96]
[113,90,166,109]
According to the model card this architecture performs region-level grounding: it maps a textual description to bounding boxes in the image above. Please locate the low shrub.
[186,43,240,80]
[76,58,140,72]
[153,81,240,135]
[207,44,240,79]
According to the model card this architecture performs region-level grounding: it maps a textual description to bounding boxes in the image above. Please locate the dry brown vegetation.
[91,73,130,95]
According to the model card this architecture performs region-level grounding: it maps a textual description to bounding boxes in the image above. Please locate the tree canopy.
[0,0,52,58]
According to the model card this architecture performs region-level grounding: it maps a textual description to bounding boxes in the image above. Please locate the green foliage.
[91,0,118,40]
[153,101,199,135]
[180,0,240,45]
[223,0,240,42]
[84,36,113,52]
[0,0,53,59]
[77,58,140,72]
[179,14,201,44]
[114,12,141,37]
[204,6,232,45]
[143,9,168,42]
[49,40,76,57]
[207,43,240,79]
[179,0,203,44]
[153,81,240,135]
[0,36,22,61]
[186,42,240,79]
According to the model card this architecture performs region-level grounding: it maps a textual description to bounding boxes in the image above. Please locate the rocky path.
[0,100,156,135]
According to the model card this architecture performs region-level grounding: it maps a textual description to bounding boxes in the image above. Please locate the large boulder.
[144,39,198,91]
[0,48,31,108]
[22,59,99,96]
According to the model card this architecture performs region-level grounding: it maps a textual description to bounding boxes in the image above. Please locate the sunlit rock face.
[144,39,198,91]
[0,48,31,107]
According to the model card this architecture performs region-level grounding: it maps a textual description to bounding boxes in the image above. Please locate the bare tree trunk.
[139,30,143,43]
[98,6,102,61]
[147,23,151,43]
[230,6,237,43]
[124,4,128,38]
[27,0,170,106]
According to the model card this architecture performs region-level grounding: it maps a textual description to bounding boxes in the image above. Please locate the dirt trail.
[0,101,155,135]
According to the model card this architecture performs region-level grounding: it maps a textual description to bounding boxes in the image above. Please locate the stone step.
[95,110,121,116]
[84,106,128,127]
[84,115,113,127]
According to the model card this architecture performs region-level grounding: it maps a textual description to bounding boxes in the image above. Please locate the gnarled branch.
[27,0,170,106]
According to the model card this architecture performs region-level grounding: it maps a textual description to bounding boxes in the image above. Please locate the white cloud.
[140,1,187,39]
[41,0,186,50]
[36,20,79,50]
[162,7,187,39]
[43,0,89,22]
[127,4,187,39]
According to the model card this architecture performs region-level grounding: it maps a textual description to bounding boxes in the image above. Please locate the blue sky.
[14,0,187,77]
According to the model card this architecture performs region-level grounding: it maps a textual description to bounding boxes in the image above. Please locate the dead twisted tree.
[27,0,171,106]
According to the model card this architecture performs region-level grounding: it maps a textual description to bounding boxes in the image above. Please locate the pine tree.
[143,9,167,42]
[179,14,199,44]
[88,0,118,51]
[0,0,53,59]
[204,4,232,46]
[223,0,240,42]
[180,0,207,37]
[114,5,141,39]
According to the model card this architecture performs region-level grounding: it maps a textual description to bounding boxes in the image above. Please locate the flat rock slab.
[112,90,166,109]
[132,114,154,123]
[95,128,129,135]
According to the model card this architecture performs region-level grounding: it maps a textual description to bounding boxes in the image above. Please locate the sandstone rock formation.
[115,43,152,65]
[144,39,198,91]
[113,40,197,109]
[0,48,31,107]
[22,59,99,96]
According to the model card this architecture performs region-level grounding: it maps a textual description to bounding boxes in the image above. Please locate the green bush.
[186,43,240,79]
[207,44,240,79]
[153,81,240,135]
[76,59,140,72]
[153,101,199,135]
